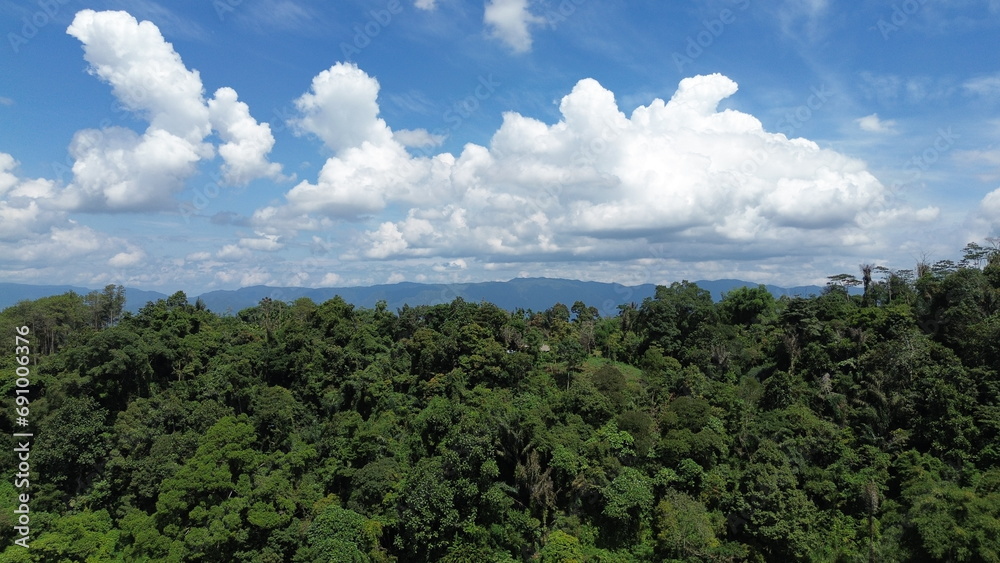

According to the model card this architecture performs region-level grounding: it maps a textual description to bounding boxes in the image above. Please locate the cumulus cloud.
[255,68,914,269]
[209,87,285,185]
[976,187,1000,232]
[67,10,211,142]
[62,9,282,212]
[0,154,65,242]
[355,74,893,260]
[6,223,106,263]
[257,63,456,224]
[856,113,897,133]
[290,62,394,153]
[484,0,545,53]
[0,153,140,269]
[64,127,202,211]
[0,149,185,290]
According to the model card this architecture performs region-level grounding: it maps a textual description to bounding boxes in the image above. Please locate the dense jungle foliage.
[0,244,999,562]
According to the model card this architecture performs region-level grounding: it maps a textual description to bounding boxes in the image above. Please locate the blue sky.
[1,0,999,295]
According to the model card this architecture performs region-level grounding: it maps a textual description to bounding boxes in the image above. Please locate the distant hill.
[124,288,172,312]
[196,277,830,315]
[1,278,832,316]
[198,278,660,316]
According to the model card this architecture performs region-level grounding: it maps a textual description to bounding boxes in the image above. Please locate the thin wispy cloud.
[964,73,1000,97]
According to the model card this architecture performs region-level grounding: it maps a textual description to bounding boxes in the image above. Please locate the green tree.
[539,530,585,562]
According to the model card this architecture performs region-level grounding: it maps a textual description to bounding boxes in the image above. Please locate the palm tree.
[860,264,873,304]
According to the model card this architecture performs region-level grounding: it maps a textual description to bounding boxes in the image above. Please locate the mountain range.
[0,278,835,316]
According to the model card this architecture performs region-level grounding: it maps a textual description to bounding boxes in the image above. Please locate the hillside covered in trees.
[1,244,999,562]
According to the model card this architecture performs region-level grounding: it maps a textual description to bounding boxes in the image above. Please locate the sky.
[1,0,999,295]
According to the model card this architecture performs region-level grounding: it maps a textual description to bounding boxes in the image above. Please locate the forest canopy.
[0,243,999,561]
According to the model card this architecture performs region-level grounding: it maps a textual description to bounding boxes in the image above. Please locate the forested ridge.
[1,244,999,562]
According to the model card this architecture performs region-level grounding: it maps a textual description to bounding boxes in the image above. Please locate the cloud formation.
[256,67,926,271]
[0,152,139,275]
[976,187,1000,232]
[62,9,283,212]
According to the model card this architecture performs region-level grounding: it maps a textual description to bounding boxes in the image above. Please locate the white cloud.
[0,200,49,242]
[62,9,282,212]
[258,69,913,269]
[208,87,285,185]
[290,62,394,153]
[238,233,284,251]
[414,0,437,10]
[267,141,429,219]
[63,127,202,211]
[217,244,252,261]
[0,153,18,196]
[108,247,146,267]
[319,272,342,286]
[0,155,66,242]
[484,0,545,53]
[0,97,13,106]
[8,224,105,262]
[0,154,57,202]
[856,113,897,133]
[0,154,151,275]
[257,65,456,223]
[67,10,211,144]
[979,187,1000,226]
